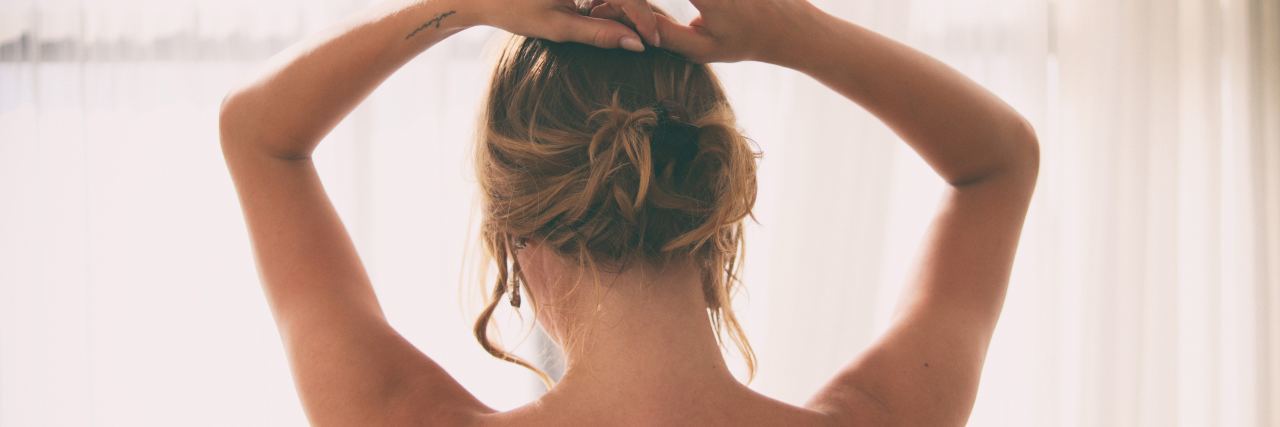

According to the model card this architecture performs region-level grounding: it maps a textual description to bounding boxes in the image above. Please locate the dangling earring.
[509,236,526,308]
[509,273,522,308]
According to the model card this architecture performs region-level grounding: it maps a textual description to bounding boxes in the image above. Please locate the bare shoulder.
[737,387,843,427]
[724,402,835,427]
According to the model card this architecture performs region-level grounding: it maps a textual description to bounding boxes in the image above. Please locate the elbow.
[218,89,251,155]
[218,88,313,161]
[1009,114,1040,179]
[947,114,1040,188]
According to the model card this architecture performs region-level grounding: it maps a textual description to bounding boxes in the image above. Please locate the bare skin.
[218,0,1039,426]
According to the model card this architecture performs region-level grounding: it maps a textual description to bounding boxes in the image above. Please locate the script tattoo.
[404,10,457,40]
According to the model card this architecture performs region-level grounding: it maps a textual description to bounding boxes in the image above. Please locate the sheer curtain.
[1,0,1276,426]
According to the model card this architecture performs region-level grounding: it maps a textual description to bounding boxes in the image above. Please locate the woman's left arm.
[218,0,656,424]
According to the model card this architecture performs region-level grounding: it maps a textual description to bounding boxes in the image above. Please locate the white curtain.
[1,0,1276,426]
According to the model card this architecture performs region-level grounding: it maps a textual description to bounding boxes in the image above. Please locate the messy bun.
[536,97,756,261]
[473,31,759,388]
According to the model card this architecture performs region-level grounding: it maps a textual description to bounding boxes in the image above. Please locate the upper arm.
[807,137,1039,426]
[219,115,491,425]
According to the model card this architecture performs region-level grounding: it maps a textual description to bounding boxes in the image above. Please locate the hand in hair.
[478,0,661,52]
[652,0,821,64]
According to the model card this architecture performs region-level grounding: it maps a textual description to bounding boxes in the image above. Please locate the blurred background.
[1,0,1277,425]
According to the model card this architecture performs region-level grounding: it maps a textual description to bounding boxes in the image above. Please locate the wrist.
[412,0,479,32]
[755,3,837,70]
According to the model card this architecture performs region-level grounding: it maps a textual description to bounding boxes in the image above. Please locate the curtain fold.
[1249,2,1280,425]
[0,1,1276,426]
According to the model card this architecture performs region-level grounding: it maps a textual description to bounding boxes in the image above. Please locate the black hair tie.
[650,100,700,163]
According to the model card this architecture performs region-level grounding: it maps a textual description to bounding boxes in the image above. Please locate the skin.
[218,0,1039,425]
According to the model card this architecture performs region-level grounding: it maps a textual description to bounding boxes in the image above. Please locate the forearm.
[219,0,476,159]
[771,8,1038,186]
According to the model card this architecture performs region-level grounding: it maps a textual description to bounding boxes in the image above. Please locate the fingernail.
[654,31,661,47]
[621,36,645,52]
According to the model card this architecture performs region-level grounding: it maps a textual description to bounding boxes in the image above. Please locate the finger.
[589,3,625,21]
[655,14,716,62]
[558,14,647,52]
[609,0,660,47]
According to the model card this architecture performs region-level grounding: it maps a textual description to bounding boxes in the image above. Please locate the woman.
[218,0,1039,425]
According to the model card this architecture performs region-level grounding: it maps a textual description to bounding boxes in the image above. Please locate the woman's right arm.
[660,2,1039,426]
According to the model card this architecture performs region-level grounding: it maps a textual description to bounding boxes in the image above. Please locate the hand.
[477,0,661,52]
[650,0,823,64]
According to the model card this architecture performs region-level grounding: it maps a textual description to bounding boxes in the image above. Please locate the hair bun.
[568,101,759,259]
[650,101,701,164]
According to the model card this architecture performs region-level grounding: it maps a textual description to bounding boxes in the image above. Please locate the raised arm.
[217,0,660,424]
[659,2,1039,426]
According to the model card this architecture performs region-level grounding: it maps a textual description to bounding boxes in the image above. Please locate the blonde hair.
[473,25,760,389]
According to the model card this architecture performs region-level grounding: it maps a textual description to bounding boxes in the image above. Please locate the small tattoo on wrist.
[405,10,457,40]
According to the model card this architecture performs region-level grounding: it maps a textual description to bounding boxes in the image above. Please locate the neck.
[534,259,746,406]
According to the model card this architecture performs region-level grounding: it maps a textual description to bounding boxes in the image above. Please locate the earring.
[508,236,527,308]
[508,273,522,308]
